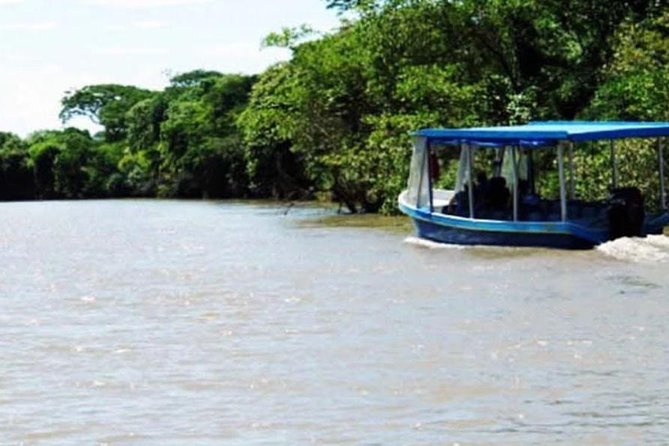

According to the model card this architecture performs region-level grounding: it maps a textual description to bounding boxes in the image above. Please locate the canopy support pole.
[610,140,618,189]
[528,150,536,194]
[558,142,568,222]
[659,138,667,211]
[494,147,504,177]
[512,146,519,222]
[427,141,434,213]
[467,144,475,219]
[568,142,575,199]
[415,141,425,208]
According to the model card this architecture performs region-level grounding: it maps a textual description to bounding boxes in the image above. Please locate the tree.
[25,128,111,199]
[169,69,223,88]
[587,10,669,121]
[157,73,256,197]
[60,84,156,142]
[238,64,312,198]
[0,132,33,200]
[3,0,668,212]
[580,10,669,209]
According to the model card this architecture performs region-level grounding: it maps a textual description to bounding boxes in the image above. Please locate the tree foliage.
[1,1,668,212]
[60,84,156,142]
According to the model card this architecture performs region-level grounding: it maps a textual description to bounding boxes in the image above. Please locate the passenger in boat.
[474,172,489,204]
[446,173,488,216]
[447,188,469,215]
[518,179,541,218]
[445,173,511,217]
[608,187,645,238]
[485,176,510,210]
[518,179,529,197]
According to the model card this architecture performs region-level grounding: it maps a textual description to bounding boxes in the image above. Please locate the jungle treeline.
[2,0,669,213]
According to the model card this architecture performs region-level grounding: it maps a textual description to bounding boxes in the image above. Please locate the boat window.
[406,137,430,208]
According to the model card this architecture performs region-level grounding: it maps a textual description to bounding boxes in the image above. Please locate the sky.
[0,0,341,136]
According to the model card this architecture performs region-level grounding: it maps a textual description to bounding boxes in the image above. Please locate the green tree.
[580,10,669,209]
[60,84,156,142]
[157,73,255,197]
[587,11,669,121]
[25,128,112,199]
[238,63,312,198]
[169,69,223,88]
[0,132,34,200]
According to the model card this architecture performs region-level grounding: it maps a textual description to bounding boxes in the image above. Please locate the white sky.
[0,0,341,136]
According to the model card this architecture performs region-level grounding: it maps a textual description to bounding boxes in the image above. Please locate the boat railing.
[433,193,612,225]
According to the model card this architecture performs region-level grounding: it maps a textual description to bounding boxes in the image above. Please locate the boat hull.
[398,191,610,249]
[399,191,668,250]
[411,217,595,249]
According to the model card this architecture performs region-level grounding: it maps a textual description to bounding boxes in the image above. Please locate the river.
[1,200,668,445]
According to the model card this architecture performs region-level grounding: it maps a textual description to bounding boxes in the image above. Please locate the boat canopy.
[415,121,669,148]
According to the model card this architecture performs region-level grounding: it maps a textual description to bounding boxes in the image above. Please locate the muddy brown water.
[1,200,668,445]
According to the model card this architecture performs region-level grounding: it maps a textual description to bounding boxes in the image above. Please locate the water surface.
[1,200,668,445]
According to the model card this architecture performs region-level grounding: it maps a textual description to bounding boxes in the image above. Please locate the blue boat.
[398,121,669,249]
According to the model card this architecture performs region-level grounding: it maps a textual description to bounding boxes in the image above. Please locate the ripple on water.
[0,200,668,445]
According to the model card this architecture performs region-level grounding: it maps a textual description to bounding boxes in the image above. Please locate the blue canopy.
[415,121,669,148]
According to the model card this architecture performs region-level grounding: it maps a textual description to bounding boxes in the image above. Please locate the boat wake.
[597,235,669,263]
[403,236,465,250]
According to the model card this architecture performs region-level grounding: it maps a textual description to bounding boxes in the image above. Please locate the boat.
[398,121,669,249]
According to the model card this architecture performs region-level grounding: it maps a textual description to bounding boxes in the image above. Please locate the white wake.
[597,235,669,263]
[403,236,466,250]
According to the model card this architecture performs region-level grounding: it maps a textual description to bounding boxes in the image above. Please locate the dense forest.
[1,0,669,213]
